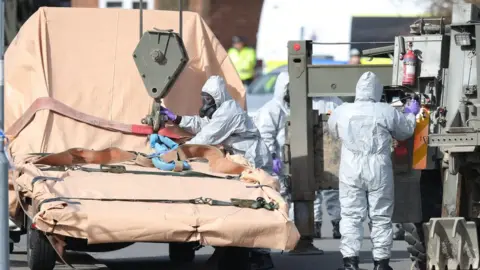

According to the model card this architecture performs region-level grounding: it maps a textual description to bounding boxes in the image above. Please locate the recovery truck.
[285,1,480,269]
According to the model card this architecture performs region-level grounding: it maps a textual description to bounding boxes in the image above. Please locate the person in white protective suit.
[255,72,343,240]
[159,75,275,270]
[311,97,343,239]
[254,72,344,238]
[254,71,290,206]
[327,72,419,270]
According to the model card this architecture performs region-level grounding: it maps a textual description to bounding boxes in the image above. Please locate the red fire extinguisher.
[401,42,416,86]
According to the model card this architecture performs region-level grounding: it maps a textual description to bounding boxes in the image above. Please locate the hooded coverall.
[327,72,416,260]
[179,76,273,172]
[177,76,275,268]
[254,71,290,201]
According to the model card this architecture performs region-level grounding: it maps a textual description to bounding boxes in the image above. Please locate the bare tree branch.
[416,0,480,17]
[426,0,455,16]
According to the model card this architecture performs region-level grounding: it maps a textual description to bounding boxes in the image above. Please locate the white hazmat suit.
[254,71,290,200]
[161,76,275,268]
[254,71,289,160]
[179,76,273,172]
[327,72,416,260]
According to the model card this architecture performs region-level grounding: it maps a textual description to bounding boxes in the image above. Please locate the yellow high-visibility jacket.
[228,47,256,81]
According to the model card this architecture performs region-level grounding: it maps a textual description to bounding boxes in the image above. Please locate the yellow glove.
[416,107,426,122]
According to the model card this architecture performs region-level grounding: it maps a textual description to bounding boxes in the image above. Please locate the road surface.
[10,216,413,270]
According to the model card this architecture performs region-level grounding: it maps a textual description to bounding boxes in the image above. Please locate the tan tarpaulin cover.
[5,7,299,250]
[14,162,298,250]
[5,7,245,155]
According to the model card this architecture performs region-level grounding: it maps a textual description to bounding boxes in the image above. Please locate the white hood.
[201,76,231,106]
[273,71,289,101]
[355,71,383,102]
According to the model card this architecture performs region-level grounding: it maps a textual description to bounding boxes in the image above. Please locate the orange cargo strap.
[160,144,247,174]
[33,147,137,166]
[6,97,192,140]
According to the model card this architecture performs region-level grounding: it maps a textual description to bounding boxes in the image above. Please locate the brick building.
[70,0,264,49]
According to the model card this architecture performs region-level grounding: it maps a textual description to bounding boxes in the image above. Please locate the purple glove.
[273,157,282,174]
[160,106,177,121]
[404,100,420,115]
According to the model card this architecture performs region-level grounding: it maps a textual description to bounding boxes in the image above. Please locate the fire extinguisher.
[401,42,416,86]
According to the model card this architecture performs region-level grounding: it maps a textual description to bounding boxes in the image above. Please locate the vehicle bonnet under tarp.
[4,7,299,252]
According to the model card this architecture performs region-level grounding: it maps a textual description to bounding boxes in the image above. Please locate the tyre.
[26,219,57,270]
[168,242,196,263]
[403,169,443,270]
[217,247,250,270]
[403,223,427,267]
[9,242,13,254]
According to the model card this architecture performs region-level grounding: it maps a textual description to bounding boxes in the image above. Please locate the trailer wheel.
[217,247,250,270]
[27,219,57,270]
[169,242,195,263]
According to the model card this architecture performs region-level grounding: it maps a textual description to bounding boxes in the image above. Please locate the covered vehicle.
[5,7,299,269]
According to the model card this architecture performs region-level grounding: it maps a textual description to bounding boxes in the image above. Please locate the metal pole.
[179,0,183,39]
[139,0,143,40]
[312,41,394,45]
[0,0,9,268]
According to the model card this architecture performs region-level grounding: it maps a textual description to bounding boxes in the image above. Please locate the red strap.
[131,124,153,135]
[158,127,185,139]
[7,97,189,140]
[131,125,184,139]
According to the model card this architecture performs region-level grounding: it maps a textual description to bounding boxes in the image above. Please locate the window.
[248,73,279,95]
[57,0,71,7]
[100,0,154,9]
[106,1,122,8]
[133,2,148,9]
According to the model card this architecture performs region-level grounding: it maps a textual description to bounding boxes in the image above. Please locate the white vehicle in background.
[246,66,287,120]
[255,0,429,72]
[246,58,347,119]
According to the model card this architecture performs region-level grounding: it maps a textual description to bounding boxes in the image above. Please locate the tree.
[419,0,480,17]
[425,0,455,16]
[5,0,68,48]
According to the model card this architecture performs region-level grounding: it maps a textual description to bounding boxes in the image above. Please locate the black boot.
[338,256,360,270]
[314,222,322,239]
[373,259,393,270]
[332,219,341,239]
[250,250,274,270]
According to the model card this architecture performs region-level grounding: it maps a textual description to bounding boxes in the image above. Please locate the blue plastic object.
[311,59,347,65]
[149,134,190,171]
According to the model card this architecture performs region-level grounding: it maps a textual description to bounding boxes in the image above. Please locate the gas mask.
[283,83,290,106]
[199,92,217,119]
